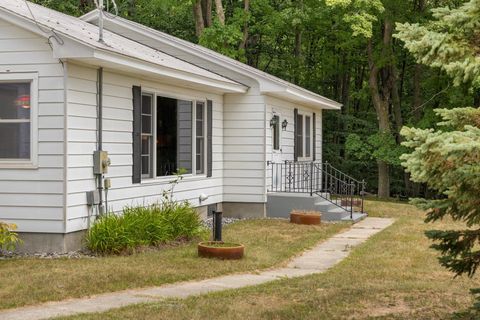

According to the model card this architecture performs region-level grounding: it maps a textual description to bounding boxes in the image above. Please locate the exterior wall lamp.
[282,119,288,130]
[270,115,278,127]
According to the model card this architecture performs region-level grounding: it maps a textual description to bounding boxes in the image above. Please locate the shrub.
[0,222,22,252]
[86,201,205,254]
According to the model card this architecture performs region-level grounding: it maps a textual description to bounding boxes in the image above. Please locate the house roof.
[80,11,342,110]
[0,1,247,93]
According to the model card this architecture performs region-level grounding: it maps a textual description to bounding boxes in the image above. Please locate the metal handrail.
[267,160,366,218]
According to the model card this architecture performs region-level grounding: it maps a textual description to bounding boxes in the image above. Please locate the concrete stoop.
[267,192,367,222]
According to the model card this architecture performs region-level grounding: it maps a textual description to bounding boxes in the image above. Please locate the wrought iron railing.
[267,160,366,218]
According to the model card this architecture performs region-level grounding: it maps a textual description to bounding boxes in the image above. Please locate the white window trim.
[141,92,154,179]
[272,110,282,153]
[0,72,38,169]
[297,110,313,162]
[140,90,208,183]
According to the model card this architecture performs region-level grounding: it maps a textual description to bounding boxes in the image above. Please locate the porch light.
[270,116,278,127]
[282,119,288,130]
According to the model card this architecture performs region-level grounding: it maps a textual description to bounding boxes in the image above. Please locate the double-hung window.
[295,111,313,161]
[0,73,37,167]
[141,93,207,178]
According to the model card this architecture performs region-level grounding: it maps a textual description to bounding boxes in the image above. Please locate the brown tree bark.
[214,0,225,25]
[202,0,212,27]
[239,0,250,50]
[412,63,423,121]
[194,0,205,37]
[367,18,399,199]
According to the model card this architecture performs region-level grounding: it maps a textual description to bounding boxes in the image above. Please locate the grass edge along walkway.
[0,217,394,320]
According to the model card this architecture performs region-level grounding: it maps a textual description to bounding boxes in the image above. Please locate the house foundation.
[16,231,86,254]
[221,202,266,219]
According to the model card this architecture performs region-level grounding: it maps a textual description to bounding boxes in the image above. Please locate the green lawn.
[0,219,347,310]
[59,200,480,320]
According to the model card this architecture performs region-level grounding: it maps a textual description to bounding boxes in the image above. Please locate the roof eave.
[89,50,248,94]
[264,88,342,110]
[79,12,343,108]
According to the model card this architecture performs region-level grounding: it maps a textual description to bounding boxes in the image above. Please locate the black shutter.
[312,112,316,161]
[207,100,213,177]
[132,86,142,184]
[293,108,298,162]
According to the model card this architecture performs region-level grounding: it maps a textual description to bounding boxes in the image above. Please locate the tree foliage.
[401,108,480,275]
[398,0,480,312]
[395,0,480,88]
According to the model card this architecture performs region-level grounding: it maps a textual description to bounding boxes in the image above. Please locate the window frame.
[141,92,154,178]
[140,89,208,181]
[296,110,313,161]
[0,73,38,169]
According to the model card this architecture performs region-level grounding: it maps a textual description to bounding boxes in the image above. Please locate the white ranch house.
[0,1,365,253]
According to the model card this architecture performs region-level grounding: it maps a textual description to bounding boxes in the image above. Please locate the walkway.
[0,217,394,320]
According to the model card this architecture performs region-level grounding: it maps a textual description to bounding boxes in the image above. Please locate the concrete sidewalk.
[0,217,394,320]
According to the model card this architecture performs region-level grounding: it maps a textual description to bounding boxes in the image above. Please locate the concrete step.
[341,212,368,223]
[267,192,366,222]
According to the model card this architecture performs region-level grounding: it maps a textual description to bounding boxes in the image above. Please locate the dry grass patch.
[59,200,480,320]
[0,219,347,310]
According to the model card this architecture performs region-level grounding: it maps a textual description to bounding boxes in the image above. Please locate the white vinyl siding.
[0,19,65,233]
[223,89,266,203]
[65,63,224,232]
[265,96,323,190]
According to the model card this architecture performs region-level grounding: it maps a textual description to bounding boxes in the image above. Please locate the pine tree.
[396,0,480,311]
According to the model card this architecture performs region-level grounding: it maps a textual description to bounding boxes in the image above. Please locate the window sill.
[140,174,208,185]
[0,161,38,169]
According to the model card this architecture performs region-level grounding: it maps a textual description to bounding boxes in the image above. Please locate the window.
[295,111,313,160]
[305,115,311,158]
[296,113,303,157]
[196,101,205,174]
[0,74,37,167]
[141,94,153,177]
[140,93,207,178]
[272,114,280,151]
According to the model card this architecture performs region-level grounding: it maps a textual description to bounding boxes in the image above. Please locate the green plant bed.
[86,202,205,255]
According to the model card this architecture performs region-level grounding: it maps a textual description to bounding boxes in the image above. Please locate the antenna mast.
[97,0,104,43]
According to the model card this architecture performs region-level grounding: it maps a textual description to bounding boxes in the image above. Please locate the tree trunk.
[377,161,390,199]
[294,30,302,58]
[239,0,249,50]
[412,63,423,121]
[367,39,391,198]
[214,0,225,25]
[127,0,136,17]
[202,0,212,27]
[194,0,205,37]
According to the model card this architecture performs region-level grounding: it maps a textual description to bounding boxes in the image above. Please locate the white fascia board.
[284,88,342,110]
[91,50,248,93]
[265,89,342,110]
[0,8,49,39]
[0,8,95,58]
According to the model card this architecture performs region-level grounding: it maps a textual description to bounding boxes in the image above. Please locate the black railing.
[267,161,366,218]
